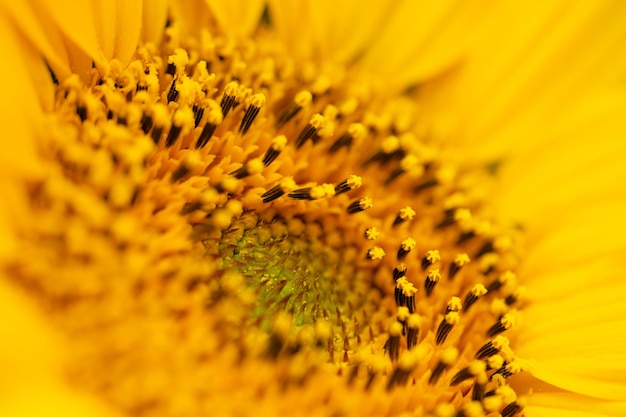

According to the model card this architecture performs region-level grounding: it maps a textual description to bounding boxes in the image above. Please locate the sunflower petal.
[359,0,474,90]
[141,0,168,46]
[204,0,265,38]
[525,392,626,417]
[419,0,626,161]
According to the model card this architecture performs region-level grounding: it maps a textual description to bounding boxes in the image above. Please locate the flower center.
[12,17,529,417]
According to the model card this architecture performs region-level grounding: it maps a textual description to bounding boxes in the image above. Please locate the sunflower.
[2,1,626,416]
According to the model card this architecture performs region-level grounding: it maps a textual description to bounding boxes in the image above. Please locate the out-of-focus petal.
[419,0,626,161]
[525,392,626,417]
[142,0,168,46]
[205,0,265,39]
[360,0,474,91]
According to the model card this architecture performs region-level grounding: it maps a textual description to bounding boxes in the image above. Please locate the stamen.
[195,103,223,149]
[501,403,523,417]
[435,311,459,345]
[387,349,423,390]
[192,104,204,127]
[288,184,334,200]
[275,90,312,128]
[347,197,373,214]
[397,237,416,260]
[165,108,194,147]
[296,114,327,148]
[471,372,488,401]
[220,81,239,117]
[424,269,440,296]
[393,263,408,281]
[366,247,386,260]
[486,313,516,337]
[450,360,486,386]
[421,249,441,270]
[261,178,296,203]
[449,253,470,280]
[463,284,488,311]
[262,135,287,166]
[445,297,462,314]
[505,287,526,306]
[384,321,404,362]
[487,271,516,293]
[493,359,525,380]
[329,123,366,153]
[406,313,421,349]
[475,336,510,360]
[230,158,264,179]
[397,279,417,313]
[239,93,265,135]
[429,347,458,385]
[334,175,362,195]
[396,306,410,335]
[393,206,416,227]
[385,154,421,185]
[140,113,153,133]
[364,227,380,241]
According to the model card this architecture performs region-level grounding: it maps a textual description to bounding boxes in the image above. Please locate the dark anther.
[195,123,217,149]
[220,93,237,117]
[428,361,447,385]
[288,188,314,200]
[167,81,179,102]
[261,185,285,203]
[150,126,163,144]
[475,341,500,360]
[393,264,407,282]
[450,367,473,386]
[76,105,87,122]
[475,240,495,258]
[436,209,456,229]
[193,105,205,128]
[140,114,153,133]
[295,123,318,148]
[435,317,454,345]
[384,166,404,185]
[328,132,353,153]
[471,380,486,400]
[501,402,523,417]
[239,104,261,135]
[275,103,303,129]
[230,165,250,180]
[165,125,182,148]
[424,273,439,297]
[171,164,190,182]
[456,231,476,245]
[413,178,438,194]
[166,62,176,76]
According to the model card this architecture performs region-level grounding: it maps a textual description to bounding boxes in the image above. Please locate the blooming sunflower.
[2,0,626,416]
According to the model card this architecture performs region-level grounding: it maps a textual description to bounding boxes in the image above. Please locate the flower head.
[2,1,626,417]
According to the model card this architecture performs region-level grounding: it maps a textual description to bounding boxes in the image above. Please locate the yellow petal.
[0,15,50,259]
[0,280,122,417]
[204,0,265,38]
[419,0,626,161]
[525,392,626,417]
[359,0,473,91]
[266,0,313,59]
[142,0,168,46]
[112,0,144,65]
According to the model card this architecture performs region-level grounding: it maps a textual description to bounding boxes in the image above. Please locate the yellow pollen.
[401,237,416,251]
[399,206,416,220]
[367,247,386,260]
[425,250,441,263]
[454,253,470,266]
[364,227,380,240]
